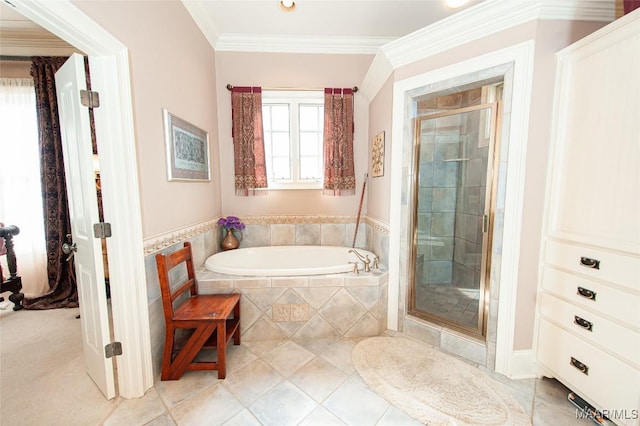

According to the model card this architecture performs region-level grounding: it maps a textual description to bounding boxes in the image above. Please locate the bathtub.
[204,245,377,276]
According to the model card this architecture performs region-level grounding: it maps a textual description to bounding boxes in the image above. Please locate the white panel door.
[55,53,115,399]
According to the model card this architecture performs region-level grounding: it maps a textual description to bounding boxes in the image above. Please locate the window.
[262,91,324,189]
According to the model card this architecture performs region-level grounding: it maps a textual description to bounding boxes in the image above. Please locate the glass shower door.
[409,103,499,338]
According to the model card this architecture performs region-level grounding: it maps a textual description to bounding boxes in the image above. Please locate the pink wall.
[366,75,394,223]
[215,52,373,217]
[72,0,221,239]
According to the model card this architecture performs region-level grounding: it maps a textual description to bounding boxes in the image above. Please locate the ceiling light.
[446,0,471,9]
[279,0,296,12]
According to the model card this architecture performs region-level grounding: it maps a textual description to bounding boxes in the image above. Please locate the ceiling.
[0,0,484,56]
[0,1,77,56]
[183,0,485,53]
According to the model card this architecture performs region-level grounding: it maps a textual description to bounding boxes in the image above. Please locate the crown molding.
[181,0,220,50]
[214,34,392,55]
[181,0,389,55]
[360,0,615,102]
[358,52,394,103]
[539,1,616,21]
[0,28,78,56]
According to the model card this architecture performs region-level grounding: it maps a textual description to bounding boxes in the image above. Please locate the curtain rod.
[226,84,358,93]
[0,55,32,62]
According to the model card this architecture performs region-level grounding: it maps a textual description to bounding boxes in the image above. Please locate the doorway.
[9,0,153,398]
[409,85,502,339]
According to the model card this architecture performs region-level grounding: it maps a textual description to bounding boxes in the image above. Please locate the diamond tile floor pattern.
[108,337,600,426]
[0,307,600,425]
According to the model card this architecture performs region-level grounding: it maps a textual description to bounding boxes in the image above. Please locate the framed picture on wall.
[371,131,385,177]
[163,108,211,181]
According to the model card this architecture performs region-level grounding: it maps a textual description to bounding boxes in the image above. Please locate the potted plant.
[217,216,245,250]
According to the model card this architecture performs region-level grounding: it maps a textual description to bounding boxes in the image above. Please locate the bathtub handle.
[349,262,360,274]
[372,256,379,270]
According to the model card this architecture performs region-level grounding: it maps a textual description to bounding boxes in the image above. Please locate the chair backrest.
[155,242,199,321]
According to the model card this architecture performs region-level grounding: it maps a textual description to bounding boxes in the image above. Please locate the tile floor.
[106,336,602,426]
[415,283,480,327]
[1,306,605,426]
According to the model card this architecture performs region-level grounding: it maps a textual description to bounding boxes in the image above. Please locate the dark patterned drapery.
[624,0,640,14]
[323,88,355,196]
[24,56,78,310]
[231,86,267,196]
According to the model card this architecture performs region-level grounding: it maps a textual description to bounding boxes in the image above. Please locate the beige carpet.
[0,307,118,425]
[352,336,531,426]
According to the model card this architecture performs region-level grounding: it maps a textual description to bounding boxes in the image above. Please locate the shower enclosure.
[409,87,501,339]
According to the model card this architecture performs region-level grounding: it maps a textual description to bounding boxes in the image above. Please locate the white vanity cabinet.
[536,10,640,426]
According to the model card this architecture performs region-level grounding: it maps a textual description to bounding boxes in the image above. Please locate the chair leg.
[216,321,227,379]
[165,323,216,380]
[161,324,176,381]
[233,298,241,345]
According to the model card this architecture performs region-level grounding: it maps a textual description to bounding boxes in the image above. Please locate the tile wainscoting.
[143,215,390,378]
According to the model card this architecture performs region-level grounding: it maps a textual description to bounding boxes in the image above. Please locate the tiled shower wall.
[143,215,390,378]
[416,88,488,288]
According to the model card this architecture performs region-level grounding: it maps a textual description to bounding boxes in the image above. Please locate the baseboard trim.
[509,349,537,379]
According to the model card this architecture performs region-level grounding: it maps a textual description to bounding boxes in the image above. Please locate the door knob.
[62,242,77,261]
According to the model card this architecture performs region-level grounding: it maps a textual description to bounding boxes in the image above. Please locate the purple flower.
[217,215,245,231]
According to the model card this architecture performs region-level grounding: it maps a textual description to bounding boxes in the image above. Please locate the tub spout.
[349,249,371,272]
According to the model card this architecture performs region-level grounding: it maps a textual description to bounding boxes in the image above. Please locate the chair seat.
[173,293,240,322]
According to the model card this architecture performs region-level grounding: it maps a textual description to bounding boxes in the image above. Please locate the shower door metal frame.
[408,101,501,340]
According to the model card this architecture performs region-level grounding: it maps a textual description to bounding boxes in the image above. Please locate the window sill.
[257,183,323,191]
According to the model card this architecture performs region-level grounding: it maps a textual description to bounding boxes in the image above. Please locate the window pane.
[299,157,321,179]
[271,105,289,131]
[262,106,271,129]
[299,105,320,131]
[272,157,291,179]
[272,133,289,156]
[263,133,272,152]
[299,133,320,156]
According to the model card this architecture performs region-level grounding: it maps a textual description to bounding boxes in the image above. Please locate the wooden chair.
[155,242,240,380]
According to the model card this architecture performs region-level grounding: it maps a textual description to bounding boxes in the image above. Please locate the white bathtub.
[204,245,377,276]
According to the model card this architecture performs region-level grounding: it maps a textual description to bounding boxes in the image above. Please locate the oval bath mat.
[352,336,531,426]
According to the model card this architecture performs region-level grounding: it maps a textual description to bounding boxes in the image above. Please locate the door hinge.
[105,342,122,358]
[482,214,489,233]
[93,222,112,239]
[80,90,100,108]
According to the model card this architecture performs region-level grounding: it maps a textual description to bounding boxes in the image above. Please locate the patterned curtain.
[24,56,78,310]
[624,0,640,14]
[231,86,268,196]
[323,88,355,196]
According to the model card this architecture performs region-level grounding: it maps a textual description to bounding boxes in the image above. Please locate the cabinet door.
[546,13,640,253]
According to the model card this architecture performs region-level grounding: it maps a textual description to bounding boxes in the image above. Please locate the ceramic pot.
[221,229,239,250]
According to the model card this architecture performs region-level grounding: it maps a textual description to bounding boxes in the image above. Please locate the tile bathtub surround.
[238,215,390,268]
[143,215,390,377]
[197,268,389,341]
